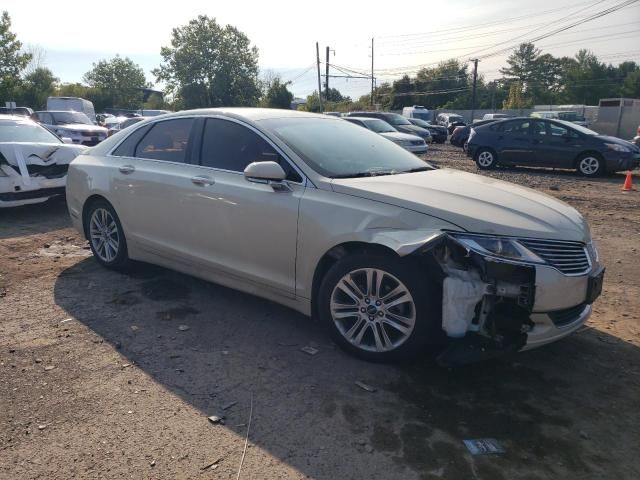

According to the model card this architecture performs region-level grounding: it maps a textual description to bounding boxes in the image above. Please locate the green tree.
[17,67,58,110]
[83,55,147,109]
[621,70,640,98]
[503,82,531,109]
[261,77,293,109]
[154,15,260,109]
[0,11,32,101]
[325,87,350,103]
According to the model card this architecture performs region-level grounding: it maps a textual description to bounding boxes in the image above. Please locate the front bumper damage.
[0,143,83,207]
[403,232,602,365]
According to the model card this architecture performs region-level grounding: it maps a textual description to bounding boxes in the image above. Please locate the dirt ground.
[1,144,639,480]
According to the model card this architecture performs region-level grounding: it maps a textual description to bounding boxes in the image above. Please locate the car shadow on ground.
[0,197,71,239]
[53,258,640,479]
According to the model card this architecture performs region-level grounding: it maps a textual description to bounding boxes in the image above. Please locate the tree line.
[1,10,639,114]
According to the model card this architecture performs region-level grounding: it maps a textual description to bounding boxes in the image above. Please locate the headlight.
[395,140,412,146]
[450,233,544,263]
[586,240,599,263]
[605,143,630,153]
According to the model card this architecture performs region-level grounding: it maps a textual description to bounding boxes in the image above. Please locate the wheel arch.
[310,242,399,319]
[81,194,114,240]
[573,150,603,167]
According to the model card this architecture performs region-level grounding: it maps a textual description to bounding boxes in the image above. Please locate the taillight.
[453,126,463,135]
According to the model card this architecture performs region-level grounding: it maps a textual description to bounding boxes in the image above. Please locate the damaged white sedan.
[0,116,85,207]
[66,109,605,364]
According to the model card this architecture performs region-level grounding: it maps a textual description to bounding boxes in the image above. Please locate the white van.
[46,97,96,122]
[402,105,431,121]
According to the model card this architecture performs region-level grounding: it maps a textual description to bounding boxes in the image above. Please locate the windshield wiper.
[401,166,434,174]
[332,170,398,178]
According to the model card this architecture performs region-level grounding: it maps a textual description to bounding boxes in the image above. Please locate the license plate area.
[586,267,605,304]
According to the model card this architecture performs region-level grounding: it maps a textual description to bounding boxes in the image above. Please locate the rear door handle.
[191,175,215,186]
[119,165,135,174]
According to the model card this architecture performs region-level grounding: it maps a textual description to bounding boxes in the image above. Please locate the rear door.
[110,117,201,259]
[496,119,533,164]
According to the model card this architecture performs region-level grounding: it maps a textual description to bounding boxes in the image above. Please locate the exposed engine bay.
[417,233,537,366]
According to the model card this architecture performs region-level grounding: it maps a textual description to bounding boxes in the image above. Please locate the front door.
[186,117,304,296]
[497,119,533,164]
[541,121,584,168]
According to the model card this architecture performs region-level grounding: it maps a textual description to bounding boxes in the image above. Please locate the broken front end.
[416,232,603,365]
[0,143,83,207]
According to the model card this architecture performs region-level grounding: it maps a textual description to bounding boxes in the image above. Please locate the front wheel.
[475,148,497,169]
[85,199,130,270]
[576,154,603,177]
[318,253,440,362]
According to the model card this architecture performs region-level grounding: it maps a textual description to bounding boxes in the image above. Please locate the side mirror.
[244,161,286,181]
[61,137,74,144]
[244,161,290,191]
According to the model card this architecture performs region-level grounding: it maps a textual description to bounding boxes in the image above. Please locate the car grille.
[548,303,588,326]
[81,131,104,137]
[411,140,424,145]
[519,238,591,275]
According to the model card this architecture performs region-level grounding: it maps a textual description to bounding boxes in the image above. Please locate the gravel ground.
[1,144,639,480]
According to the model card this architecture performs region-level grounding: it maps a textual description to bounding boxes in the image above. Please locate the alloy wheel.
[477,151,494,167]
[579,156,600,175]
[89,208,120,262]
[330,268,416,352]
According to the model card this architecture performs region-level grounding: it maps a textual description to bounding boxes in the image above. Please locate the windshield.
[363,118,396,133]
[557,120,598,136]
[412,112,430,120]
[51,111,92,125]
[386,114,412,126]
[262,117,432,178]
[410,118,430,128]
[557,111,585,122]
[0,121,61,143]
[449,115,463,123]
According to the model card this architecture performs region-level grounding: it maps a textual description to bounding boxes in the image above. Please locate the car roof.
[0,115,36,123]
[36,110,85,114]
[347,116,381,122]
[164,108,329,122]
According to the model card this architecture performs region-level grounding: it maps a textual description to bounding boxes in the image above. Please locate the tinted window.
[50,112,92,125]
[500,120,531,134]
[134,118,194,163]
[112,124,152,157]
[531,120,547,136]
[0,121,61,143]
[200,119,302,182]
[37,112,53,124]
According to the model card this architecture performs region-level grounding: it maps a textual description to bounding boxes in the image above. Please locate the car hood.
[396,124,431,137]
[379,132,423,142]
[57,124,107,133]
[0,142,85,166]
[331,169,590,242]
[598,135,640,152]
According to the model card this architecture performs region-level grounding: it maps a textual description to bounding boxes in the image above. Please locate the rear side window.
[111,125,152,157]
[498,120,530,134]
[200,118,302,182]
[134,118,194,163]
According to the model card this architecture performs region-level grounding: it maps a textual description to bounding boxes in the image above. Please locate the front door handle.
[191,175,215,186]
[119,165,135,174]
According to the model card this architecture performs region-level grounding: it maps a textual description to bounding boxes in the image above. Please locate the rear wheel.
[475,148,497,169]
[318,253,440,362]
[85,199,130,270]
[576,153,603,177]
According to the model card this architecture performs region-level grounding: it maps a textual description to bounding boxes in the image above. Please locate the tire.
[318,253,441,362]
[475,148,497,169]
[576,153,603,177]
[84,199,130,270]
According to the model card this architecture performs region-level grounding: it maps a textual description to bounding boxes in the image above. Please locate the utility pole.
[325,46,330,102]
[370,38,375,107]
[470,58,479,122]
[316,42,323,113]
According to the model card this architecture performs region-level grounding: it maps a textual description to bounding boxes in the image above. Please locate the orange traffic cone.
[621,171,636,192]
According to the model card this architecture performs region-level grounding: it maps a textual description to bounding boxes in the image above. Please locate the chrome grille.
[519,238,590,275]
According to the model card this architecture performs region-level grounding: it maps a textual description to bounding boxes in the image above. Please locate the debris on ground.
[580,430,590,440]
[200,458,222,471]
[207,415,224,425]
[222,401,237,411]
[37,424,47,430]
[178,325,190,331]
[355,381,376,392]
[44,365,55,371]
[463,438,505,455]
[300,346,319,356]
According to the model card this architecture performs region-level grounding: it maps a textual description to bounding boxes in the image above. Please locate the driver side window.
[200,118,302,183]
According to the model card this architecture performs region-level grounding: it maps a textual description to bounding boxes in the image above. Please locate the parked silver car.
[344,117,428,154]
[66,109,604,363]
